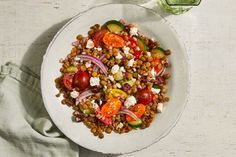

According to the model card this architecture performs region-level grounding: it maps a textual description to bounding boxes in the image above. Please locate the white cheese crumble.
[70,90,79,98]
[116,83,121,88]
[120,66,126,72]
[133,68,137,72]
[128,58,135,67]
[99,99,103,105]
[116,122,124,129]
[94,47,102,51]
[74,56,81,61]
[151,88,161,94]
[86,39,94,49]
[90,77,100,86]
[132,78,136,82]
[91,100,99,109]
[151,68,156,78]
[123,46,130,56]
[138,74,141,79]
[130,27,138,36]
[111,64,120,74]
[157,103,163,113]
[108,75,114,82]
[147,52,151,57]
[116,52,123,59]
[85,62,91,68]
[124,96,137,108]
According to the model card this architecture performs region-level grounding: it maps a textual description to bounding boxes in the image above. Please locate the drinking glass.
[158,0,201,15]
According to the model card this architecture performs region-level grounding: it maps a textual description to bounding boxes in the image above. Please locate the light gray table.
[1,0,236,156]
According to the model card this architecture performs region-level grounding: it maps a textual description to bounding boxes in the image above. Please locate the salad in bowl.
[55,19,171,139]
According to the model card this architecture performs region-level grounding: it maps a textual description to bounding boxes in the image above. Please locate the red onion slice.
[76,54,108,75]
[93,54,106,72]
[118,109,140,121]
[76,89,94,105]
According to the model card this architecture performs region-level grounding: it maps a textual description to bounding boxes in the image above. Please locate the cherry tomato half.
[95,108,112,125]
[73,71,90,91]
[136,88,154,105]
[126,104,146,122]
[93,29,108,47]
[63,73,74,90]
[101,98,122,117]
[153,58,163,74]
[103,33,125,48]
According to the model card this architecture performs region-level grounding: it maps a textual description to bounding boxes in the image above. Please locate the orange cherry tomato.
[153,58,163,74]
[101,98,122,117]
[126,104,146,122]
[103,33,125,48]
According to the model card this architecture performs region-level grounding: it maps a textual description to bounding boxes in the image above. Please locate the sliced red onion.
[118,109,140,121]
[76,54,108,75]
[76,89,94,105]
[93,54,106,72]
[160,67,166,76]
[156,67,164,76]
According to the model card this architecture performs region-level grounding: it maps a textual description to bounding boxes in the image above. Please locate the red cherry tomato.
[63,73,74,90]
[134,50,142,58]
[126,104,146,122]
[95,108,112,125]
[101,98,122,117]
[153,58,163,74]
[73,71,90,91]
[137,88,154,105]
[93,29,108,47]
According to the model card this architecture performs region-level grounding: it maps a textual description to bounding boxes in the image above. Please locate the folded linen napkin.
[0,63,79,157]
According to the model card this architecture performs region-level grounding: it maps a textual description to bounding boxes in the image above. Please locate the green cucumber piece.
[135,36,148,52]
[153,84,161,89]
[104,20,124,33]
[114,70,123,81]
[128,119,142,127]
[79,104,91,114]
[151,47,166,58]
[66,66,77,73]
[122,80,135,86]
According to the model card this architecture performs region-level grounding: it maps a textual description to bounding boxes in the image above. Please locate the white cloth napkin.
[0,63,79,157]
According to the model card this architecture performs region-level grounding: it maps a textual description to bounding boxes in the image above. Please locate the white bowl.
[41,3,190,154]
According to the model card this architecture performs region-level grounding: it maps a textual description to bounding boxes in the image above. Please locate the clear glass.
[158,0,201,15]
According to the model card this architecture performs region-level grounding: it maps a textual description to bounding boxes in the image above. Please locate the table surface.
[1,0,236,156]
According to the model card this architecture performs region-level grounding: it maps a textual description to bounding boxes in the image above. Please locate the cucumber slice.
[104,20,124,33]
[114,70,123,81]
[151,47,166,58]
[79,104,91,114]
[122,80,135,86]
[128,119,142,127]
[135,36,148,52]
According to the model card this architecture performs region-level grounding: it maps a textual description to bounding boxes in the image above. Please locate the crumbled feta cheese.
[74,56,81,61]
[138,74,141,78]
[132,78,136,82]
[85,62,91,68]
[128,58,135,67]
[151,68,156,78]
[111,64,120,74]
[130,27,138,36]
[116,52,123,59]
[94,47,102,51]
[124,96,137,108]
[116,83,121,88]
[116,122,124,129]
[108,75,114,82]
[99,99,103,105]
[70,90,79,98]
[120,66,126,72]
[123,46,130,56]
[157,103,163,113]
[91,100,99,109]
[151,88,161,94]
[147,52,151,57]
[86,39,94,49]
[133,68,136,72]
[90,77,100,86]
